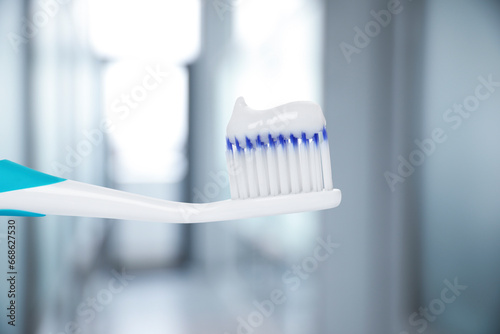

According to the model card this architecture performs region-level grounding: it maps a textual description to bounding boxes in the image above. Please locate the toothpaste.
[226,97,326,147]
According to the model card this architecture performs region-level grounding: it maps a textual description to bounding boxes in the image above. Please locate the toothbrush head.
[225,97,337,204]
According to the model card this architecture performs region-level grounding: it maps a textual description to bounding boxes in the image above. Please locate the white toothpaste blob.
[226,97,326,147]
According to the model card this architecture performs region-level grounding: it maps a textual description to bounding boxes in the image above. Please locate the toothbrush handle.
[0,160,196,223]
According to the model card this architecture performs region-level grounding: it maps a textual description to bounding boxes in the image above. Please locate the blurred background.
[1,0,500,333]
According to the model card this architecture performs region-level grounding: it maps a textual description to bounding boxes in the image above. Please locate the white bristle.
[288,136,301,194]
[255,142,270,196]
[245,146,259,198]
[311,134,323,191]
[277,137,291,195]
[226,148,239,199]
[226,128,334,200]
[234,147,249,199]
[320,129,334,190]
[299,136,312,193]
[266,141,280,196]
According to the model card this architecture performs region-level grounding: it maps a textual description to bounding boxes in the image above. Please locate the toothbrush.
[0,97,341,223]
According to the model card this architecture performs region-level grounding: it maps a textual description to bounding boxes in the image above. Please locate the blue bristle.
[256,135,263,147]
[278,135,286,146]
[226,138,233,151]
[313,133,319,146]
[322,127,328,140]
[235,138,243,152]
[301,132,308,144]
[290,134,298,147]
[268,134,275,148]
[246,137,253,149]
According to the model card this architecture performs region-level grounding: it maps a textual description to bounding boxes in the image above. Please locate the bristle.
[320,127,333,190]
[277,135,291,195]
[299,133,312,193]
[255,136,270,197]
[245,137,259,198]
[267,135,280,196]
[226,139,239,199]
[288,135,301,194]
[312,133,323,191]
[234,139,249,199]
[226,127,334,199]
